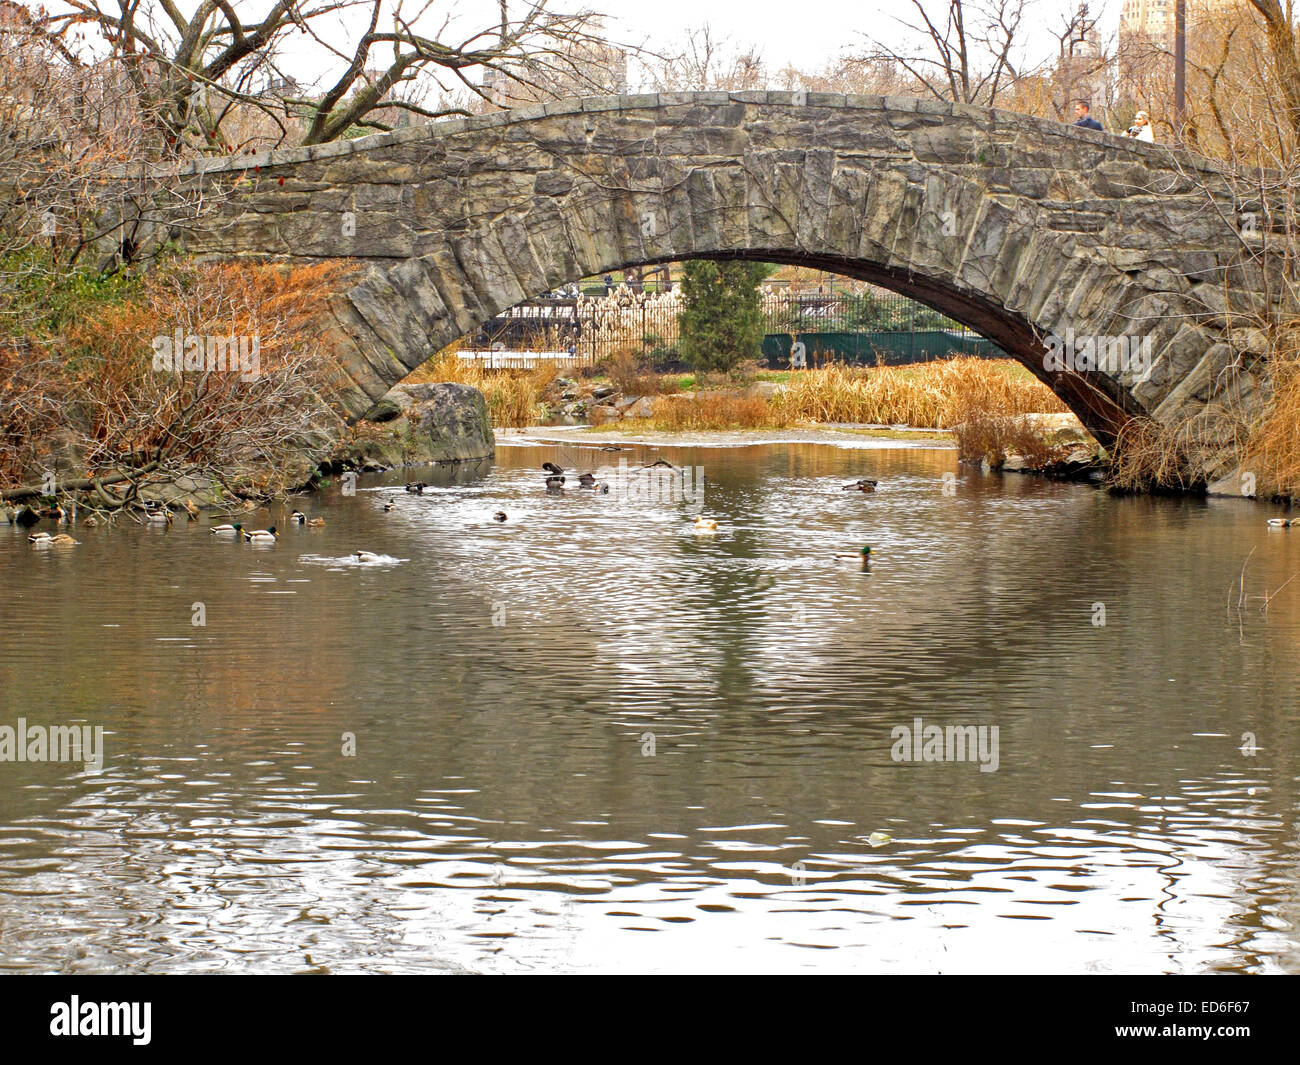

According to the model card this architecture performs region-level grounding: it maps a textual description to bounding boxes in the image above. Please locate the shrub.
[677,260,772,373]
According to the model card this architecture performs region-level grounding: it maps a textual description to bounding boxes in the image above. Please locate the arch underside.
[638,249,1145,440]
[329,243,1149,446]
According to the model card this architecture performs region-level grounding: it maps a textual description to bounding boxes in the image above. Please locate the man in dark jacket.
[1073,101,1103,132]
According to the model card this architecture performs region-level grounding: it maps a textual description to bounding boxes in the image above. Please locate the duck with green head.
[835,545,872,570]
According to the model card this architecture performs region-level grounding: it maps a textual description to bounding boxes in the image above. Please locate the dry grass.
[407,346,557,428]
[602,347,677,395]
[1244,336,1300,498]
[952,412,1076,468]
[775,357,1065,428]
[648,392,780,430]
[2,260,352,493]
[404,351,1068,436]
[635,358,1064,433]
[1108,416,1209,493]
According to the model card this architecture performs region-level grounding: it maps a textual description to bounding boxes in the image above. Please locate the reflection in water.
[1,439,1299,973]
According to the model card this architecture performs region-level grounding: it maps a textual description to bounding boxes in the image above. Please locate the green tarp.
[762,331,1005,367]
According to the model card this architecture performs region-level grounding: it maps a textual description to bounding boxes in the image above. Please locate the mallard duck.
[82,514,100,527]
[31,504,67,523]
[693,517,719,534]
[835,545,872,568]
[383,499,397,512]
[405,482,429,494]
[541,462,566,489]
[493,511,507,523]
[243,526,278,543]
[290,510,307,524]
[182,500,200,521]
[578,472,597,487]
[1267,517,1296,527]
[307,517,325,527]
[29,532,77,546]
[842,479,879,493]
[354,550,382,563]
[143,504,173,525]
[210,523,243,535]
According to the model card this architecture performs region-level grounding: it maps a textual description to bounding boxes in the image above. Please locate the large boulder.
[343,382,495,467]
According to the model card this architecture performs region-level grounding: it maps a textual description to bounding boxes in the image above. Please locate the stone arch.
[125,92,1266,456]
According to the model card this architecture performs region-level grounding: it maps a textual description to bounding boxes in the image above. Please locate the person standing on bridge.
[1073,100,1104,132]
[1126,111,1154,143]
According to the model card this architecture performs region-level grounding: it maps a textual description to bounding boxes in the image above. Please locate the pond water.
[1,438,1298,973]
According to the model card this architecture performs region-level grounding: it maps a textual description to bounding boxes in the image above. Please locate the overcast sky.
[607,0,1119,72]
[50,0,1123,90]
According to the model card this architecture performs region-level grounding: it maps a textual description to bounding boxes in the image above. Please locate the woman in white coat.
[1127,110,1154,143]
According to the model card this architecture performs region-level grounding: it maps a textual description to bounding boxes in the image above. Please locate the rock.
[1207,465,1253,498]
[744,381,785,400]
[361,397,404,423]
[591,384,617,400]
[331,383,494,468]
[1001,455,1029,472]
[402,384,494,461]
[589,404,621,424]
[625,396,656,418]
[614,394,642,411]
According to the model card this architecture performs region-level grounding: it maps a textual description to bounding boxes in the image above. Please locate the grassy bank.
[414,353,1067,434]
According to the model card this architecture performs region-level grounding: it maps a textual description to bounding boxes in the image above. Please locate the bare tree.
[858,0,1037,107]
[39,1,626,155]
[1247,0,1300,141]
[643,25,767,93]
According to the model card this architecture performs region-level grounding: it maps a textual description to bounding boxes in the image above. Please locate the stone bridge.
[110,92,1274,477]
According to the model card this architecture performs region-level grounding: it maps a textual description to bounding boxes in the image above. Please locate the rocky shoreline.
[4,381,496,517]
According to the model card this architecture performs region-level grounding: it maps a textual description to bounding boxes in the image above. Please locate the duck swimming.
[1267,518,1296,527]
[29,532,77,547]
[693,517,719,534]
[307,517,325,527]
[835,545,872,569]
[493,511,508,523]
[542,462,566,489]
[843,479,879,493]
[243,526,278,543]
[383,499,397,512]
[290,511,307,524]
[354,551,382,563]
[143,504,173,525]
[210,522,243,535]
[405,482,429,495]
